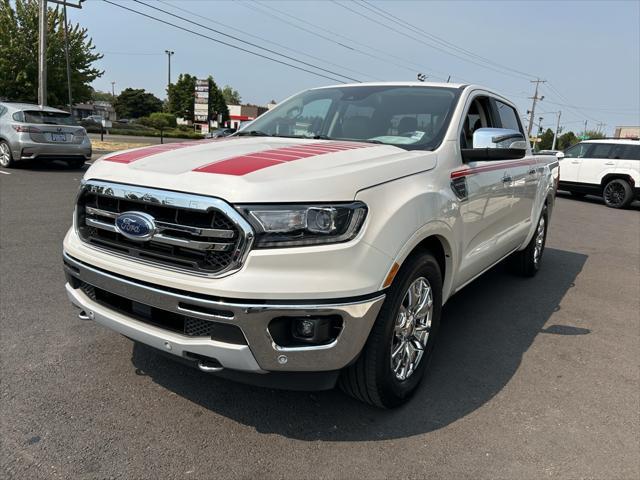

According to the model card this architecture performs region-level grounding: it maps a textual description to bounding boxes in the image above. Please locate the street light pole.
[111,81,116,97]
[62,4,72,110]
[165,50,174,91]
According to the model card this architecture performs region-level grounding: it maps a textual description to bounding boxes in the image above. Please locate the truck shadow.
[130,247,587,441]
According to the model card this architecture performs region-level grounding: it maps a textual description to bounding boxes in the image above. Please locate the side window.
[620,145,640,160]
[495,100,523,134]
[564,143,591,158]
[460,96,495,149]
[588,144,614,159]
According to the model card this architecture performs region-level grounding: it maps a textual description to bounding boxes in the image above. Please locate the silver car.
[0,102,92,169]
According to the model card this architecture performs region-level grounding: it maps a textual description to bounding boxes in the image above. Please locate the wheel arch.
[387,227,455,303]
[601,173,635,189]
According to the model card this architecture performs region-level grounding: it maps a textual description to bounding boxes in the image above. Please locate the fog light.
[296,319,316,338]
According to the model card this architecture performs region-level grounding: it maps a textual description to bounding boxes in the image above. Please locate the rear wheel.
[0,141,15,168]
[339,251,442,408]
[511,205,548,277]
[602,178,633,209]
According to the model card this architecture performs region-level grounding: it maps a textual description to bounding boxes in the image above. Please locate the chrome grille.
[76,181,254,276]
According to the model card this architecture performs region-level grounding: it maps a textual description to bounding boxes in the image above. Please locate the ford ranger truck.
[63,83,559,408]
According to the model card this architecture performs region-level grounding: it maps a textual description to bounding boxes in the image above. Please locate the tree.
[0,0,103,107]
[557,131,579,150]
[583,130,606,140]
[114,88,162,119]
[221,85,241,105]
[167,73,196,121]
[91,90,115,103]
[208,76,229,123]
[537,128,555,150]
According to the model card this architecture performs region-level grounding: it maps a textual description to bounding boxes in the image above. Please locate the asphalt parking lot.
[1,161,638,479]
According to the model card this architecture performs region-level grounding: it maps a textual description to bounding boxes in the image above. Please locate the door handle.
[528,168,537,175]
[502,175,512,183]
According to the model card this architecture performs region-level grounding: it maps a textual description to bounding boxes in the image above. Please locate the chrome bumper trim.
[63,253,385,372]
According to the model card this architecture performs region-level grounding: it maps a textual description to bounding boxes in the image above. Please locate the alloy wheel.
[0,143,10,167]
[390,277,433,381]
[604,182,625,207]
[533,215,546,266]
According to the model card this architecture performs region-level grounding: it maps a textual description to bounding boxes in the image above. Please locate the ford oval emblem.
[115,211,156,241]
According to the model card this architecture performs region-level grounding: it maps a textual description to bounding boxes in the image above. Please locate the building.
[225,104,269,129]
[613,126,640,139]
[71,101,116,121]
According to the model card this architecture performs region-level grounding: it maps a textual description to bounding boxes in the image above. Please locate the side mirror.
[462,128,527,162]
[556,151,565,159]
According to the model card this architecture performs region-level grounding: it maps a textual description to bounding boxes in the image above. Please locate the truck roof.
[311,81,468,90]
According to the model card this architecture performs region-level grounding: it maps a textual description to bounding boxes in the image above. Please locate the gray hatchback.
[0,102,92,169]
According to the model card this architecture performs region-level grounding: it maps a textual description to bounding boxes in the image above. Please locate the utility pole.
[38,1,85,107]
[584,120,588,138]
[526,78,546,144]
[165,50,174,91]
[111,81,116,97]
[62,3,72,109]
[38,0,47,106]
[551,110,562,150]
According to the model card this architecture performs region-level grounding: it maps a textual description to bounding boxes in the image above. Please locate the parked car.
[84,115,104,124]
[537,149,560,156]
[206,128,236,138]
[557,138,639,208]
[0,102,91,169]
[63,82,559,407]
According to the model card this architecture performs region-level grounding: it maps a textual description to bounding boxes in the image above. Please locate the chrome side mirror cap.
[472,128,526,149]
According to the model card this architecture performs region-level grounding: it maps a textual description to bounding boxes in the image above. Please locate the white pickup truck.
[63,82,558,407]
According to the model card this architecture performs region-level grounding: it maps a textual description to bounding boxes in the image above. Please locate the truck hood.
[86,137,437,202]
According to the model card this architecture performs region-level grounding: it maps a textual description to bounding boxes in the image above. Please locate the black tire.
[570,191,586,198]
[0,140,15,168]
[68,158,85,169]
[339,251,442,408]
[512,205,548,277]
[602,178,633,209]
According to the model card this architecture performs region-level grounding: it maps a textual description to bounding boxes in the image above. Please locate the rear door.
[455,94,518,285]
[578,143,617,185]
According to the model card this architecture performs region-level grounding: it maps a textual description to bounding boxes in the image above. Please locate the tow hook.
[197,360,224,373]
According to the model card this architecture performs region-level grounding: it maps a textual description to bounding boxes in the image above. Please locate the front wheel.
[511,205,548,277]
[339,251,442,408]
[602,178,633,209]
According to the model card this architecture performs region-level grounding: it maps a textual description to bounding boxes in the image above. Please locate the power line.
[240,0,455,82]
[155,0,379,81]
[356,0,536,81]
[332,0,536,82]
[100,0,349,84]
[131,0,361,83]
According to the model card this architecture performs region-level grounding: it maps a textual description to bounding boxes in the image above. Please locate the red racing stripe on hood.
[104,139,216,164]
[193,142,373,176]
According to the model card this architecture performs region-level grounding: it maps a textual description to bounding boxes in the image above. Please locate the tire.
[68,158,85,169]
[0,140,15,168]
[570,191,586,198]
[339,251,442,408]
[602,178,633,209]
[512,205,548,277]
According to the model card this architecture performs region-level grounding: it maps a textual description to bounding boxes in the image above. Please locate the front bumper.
[63,253,384,375]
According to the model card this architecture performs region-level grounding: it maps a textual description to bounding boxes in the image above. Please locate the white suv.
[558,139,640,208]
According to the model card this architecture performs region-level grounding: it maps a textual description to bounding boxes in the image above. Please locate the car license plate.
[51,133,66,142]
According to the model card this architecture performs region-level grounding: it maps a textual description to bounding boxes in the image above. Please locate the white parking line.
[0,171,10,175]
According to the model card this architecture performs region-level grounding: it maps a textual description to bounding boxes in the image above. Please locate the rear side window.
[495,100,523,133]
[620,144,640,160]
[21,110,74,125]
[588,144,615,158]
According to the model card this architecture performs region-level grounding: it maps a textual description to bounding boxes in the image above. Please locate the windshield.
[22,110,74,125]
[242,85,461,150]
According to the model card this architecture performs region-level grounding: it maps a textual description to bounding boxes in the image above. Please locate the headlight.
[238,202,367,248]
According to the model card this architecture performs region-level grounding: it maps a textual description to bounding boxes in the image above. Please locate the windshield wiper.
[236,130,270,137]
[311,134,332,140]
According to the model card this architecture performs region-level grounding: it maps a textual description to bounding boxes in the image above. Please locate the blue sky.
[67,0,640,135]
